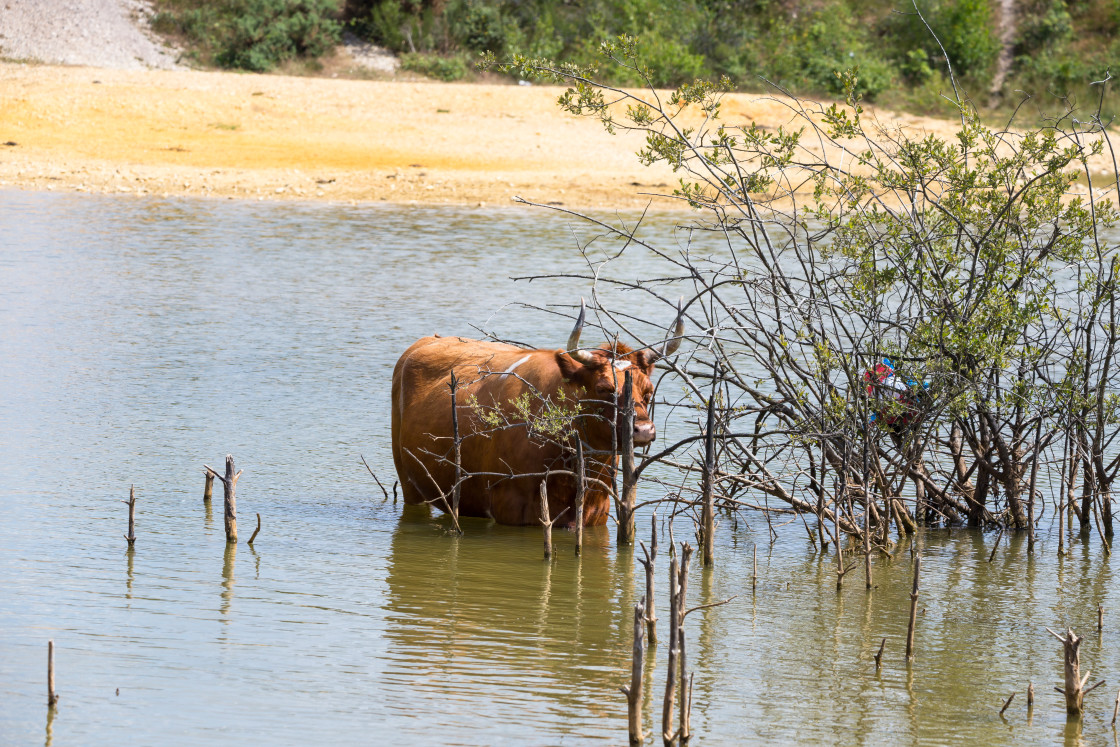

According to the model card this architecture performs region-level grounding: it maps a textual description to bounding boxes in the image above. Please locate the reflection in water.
[45,705,55,747]
[1063,715,1083,746]
[221,543,236,622]
[8,193,1120,744]
[381,508,629,741]
[125,546,135,601]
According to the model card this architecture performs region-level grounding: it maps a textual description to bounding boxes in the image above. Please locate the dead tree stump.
[1047,626,1089,715]
[203,470,214,502]
[620,597,646,745]
[204,455,242,544]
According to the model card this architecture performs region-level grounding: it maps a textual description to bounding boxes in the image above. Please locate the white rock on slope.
[0,0,180,69]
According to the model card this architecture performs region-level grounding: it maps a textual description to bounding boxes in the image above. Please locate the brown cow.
[391,301,683,527]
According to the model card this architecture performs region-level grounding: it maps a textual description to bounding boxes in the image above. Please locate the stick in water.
[47,640,58,707]
[123,485,136,546]
[906,555,921,662]
[248,513,261,545]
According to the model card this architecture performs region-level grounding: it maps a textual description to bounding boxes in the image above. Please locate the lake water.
[1,190,1117,745]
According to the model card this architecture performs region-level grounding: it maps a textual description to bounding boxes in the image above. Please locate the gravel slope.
[0,0,178,69]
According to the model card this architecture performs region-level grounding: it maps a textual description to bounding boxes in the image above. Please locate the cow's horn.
[566,298,596,363]
[654,297,685,359]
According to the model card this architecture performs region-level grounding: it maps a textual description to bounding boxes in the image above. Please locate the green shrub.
[218,0,342,71]
[152,0,342,72]
[937,0,999,78]
[400,52,470,80]
[446,0,509,53]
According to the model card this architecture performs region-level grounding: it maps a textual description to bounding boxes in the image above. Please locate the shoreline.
[0,61,687,210]
[1,61,1110,211]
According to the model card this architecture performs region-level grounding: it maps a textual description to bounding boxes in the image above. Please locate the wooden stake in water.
[47,640,58,707]
[204,455,242,544]
[1027,681,1034,708]
[123,485,136,546]
[906,555,921,662]
[874,638,886,670]
[1000,692,1016,716]
[638,540,657,642]
[203,470,214,502]
[620,597,646,745]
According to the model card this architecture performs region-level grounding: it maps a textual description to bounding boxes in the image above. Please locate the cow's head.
[556,299,684,448]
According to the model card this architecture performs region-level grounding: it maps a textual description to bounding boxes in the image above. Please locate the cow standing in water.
[391,302,683,527]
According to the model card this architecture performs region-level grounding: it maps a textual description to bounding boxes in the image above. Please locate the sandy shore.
[0,61,1103,210]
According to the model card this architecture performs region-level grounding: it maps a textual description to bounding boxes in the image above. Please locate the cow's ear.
[555,351,583,380]
[634,350,656,375]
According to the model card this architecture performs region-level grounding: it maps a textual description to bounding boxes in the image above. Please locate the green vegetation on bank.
[152,0,1120,120]
[151,0,343,72]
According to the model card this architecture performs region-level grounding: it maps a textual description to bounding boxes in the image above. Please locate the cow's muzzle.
[633,421,656,446]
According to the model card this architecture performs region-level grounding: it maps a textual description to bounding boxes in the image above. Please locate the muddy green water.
[1,191,1117,745]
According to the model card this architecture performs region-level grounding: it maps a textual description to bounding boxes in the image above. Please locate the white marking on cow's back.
[501,354,532,376]
[613,360,632,371]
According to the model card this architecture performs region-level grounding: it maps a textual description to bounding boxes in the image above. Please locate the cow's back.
[391,336,555,514]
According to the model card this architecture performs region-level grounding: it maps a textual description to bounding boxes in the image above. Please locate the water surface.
[1,191,1117,745]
